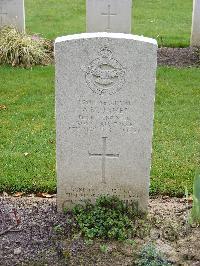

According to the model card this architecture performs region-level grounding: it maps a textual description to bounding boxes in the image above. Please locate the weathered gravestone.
[55,33,157,212]
[86,0,132,33]
[0,0,25,32]
[191,0,200,46]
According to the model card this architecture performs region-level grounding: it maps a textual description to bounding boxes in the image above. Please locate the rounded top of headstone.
[55,32,158,47]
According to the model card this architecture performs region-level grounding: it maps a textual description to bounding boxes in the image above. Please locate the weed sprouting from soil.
[71,195,145,241]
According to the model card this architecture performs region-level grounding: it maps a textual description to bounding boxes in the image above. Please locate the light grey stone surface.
[86,0,132,33]
[55,33,157,212]
[191,0,200,46]
[0,0,25,32]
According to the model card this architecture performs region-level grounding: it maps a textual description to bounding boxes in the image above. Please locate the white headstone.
[55,33,157,212]
[0,0,25,32]
[191,0,200,46]
[86,0,132,33]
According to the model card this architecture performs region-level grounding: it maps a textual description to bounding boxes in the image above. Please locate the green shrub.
[136,243,172,266]
[190,170,200,224]
[0,26,53,67]
[72,195,142,240]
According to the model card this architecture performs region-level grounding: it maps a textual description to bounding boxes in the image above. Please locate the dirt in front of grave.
[0,196,200,266]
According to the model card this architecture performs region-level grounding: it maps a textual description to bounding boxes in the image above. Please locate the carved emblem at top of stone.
[85,47,126,95]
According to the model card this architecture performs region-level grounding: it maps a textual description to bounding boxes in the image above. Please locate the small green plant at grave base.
[125,239,136,247]
[72,195,143,241]
[0,26,52,68]
[84,239,93,246]
[136,243,172,266]
[100,244,109,253]
[190,170,200,225]
[53,225,64,235]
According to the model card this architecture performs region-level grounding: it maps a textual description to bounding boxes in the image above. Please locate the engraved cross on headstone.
[89,137,119,184]
[101,4,117,31]
[0,6,8,24]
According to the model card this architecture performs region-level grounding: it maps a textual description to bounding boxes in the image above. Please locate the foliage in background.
[72,195,143,240]
[0,27,53,67]
[136,243,172,266]
[190,170,200,224]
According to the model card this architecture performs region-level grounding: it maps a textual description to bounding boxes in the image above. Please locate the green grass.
[152,67,200,196]
[0,66,55,192]
[25,0,193,47]
[0,66,199,195]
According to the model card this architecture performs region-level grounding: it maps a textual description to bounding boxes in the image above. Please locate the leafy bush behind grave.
[0,26,53,68]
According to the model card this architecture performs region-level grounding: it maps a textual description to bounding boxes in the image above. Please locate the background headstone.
[191,0,200,46]
[86,0,132,33]
[0,0,25,32]
[55,33,157,212]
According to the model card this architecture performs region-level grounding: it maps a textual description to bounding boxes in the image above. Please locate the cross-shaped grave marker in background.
[86,0,132,33]
[0,0,25,32]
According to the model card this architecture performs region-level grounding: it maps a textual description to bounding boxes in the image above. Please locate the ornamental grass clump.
[0,26,53,67]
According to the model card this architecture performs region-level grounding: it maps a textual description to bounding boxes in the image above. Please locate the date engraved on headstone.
[85,47,126,95]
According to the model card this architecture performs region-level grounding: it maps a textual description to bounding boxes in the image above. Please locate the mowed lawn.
[25,0,193,47]
[0,66,199,196]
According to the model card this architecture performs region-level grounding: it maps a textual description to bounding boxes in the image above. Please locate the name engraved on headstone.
[68,99,136,134]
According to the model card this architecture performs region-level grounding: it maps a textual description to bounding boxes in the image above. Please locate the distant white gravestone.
[55,33,157,212]
[0,0,25,32]
[86,0,132,33]
[191,0,200,46]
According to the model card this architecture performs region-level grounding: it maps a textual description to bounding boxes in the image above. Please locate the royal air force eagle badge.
[85,47,126,95]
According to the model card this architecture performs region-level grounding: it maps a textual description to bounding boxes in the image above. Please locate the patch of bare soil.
[0,196,200,266]
[158,47,200,67]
